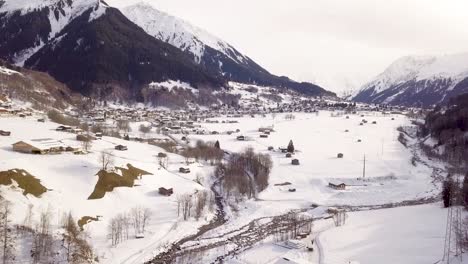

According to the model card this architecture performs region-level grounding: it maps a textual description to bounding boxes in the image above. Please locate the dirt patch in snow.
[78,216,100,231]
[0,169,48,197]
[88,164,152,200]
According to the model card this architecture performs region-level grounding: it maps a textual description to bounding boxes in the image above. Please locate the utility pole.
[442,175,463,263]
[381,138,384,157]
[363,154,366,179]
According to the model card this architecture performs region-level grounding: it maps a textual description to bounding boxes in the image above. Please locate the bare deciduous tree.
[177,194,193,221]
[99,151,114,171]
[194,191,208,221]
[0,200,14,264]
[117,120,131,133]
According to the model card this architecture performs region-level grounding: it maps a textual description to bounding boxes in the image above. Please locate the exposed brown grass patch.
[0,169,48,197]
[88,164,152,200]
[77,216,99,231]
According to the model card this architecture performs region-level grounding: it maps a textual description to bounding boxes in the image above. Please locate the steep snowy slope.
[353,53,468,107]
[122,3,248,65]
[0,0,108,65]
[121,3,334,97]
[0,0,225,100]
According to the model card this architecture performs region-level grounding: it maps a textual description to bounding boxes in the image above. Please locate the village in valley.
[0,81,453,264]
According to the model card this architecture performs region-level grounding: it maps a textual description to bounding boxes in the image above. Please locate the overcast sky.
[107,0,468,94]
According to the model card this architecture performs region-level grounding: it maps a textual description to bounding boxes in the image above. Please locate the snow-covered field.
[190,112,439,208]
[318,203,446,264]
[186,111,446,264]
[0,117,213,263]
[0,110,448,264]
[230,204,448,264]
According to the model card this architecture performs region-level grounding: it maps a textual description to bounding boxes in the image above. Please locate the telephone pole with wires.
[442,175,463,264]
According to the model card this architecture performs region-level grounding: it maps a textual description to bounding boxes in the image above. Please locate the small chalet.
[328,182,346,190]
[115,145,128,151]
[291,159,300,165]
[159,187,174,196]
[56,125,72,132]
[0,130,11,136]
[237,135,245,141]
[179,167,191,174]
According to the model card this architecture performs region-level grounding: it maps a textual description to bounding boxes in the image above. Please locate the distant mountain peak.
[353,53,468,106]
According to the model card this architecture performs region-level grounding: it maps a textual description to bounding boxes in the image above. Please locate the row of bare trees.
[177,191,214,221]
[10,204,96,264]
[0,200,14,264]
[108,207,152,246]
[180,140,223,165]
[215,148,273,199]
[61,213,95,263]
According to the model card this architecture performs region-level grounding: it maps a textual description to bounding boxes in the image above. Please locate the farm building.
[159,187,174,196]
[291,159,300,165]
[0,130,11,136]
[56,125,72,131]
[115,145,128,151]
[179,167,191,174]
[12,138,75,154]
[337,153,344,158]
[328,182,346,190]
[237,135,245,141]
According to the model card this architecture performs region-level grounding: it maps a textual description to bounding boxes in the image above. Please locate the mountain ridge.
[353,53,468,106]
[121,3,334,97]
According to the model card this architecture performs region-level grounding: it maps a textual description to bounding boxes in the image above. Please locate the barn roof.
[13,138,72,151]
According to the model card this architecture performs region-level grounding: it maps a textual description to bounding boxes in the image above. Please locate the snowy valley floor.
[0,111,453,264]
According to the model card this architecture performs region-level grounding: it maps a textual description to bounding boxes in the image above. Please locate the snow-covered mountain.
[353,53,468,107]
[0,0,108,65]
[0,0,332,102]
[0,0,224,99]
[121,3,333,97]
[122,3,248,65]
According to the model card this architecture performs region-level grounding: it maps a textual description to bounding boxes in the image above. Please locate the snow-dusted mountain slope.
[121,3,333,97]
[353,53,468,107]
[122,3,251,66]
[0,0,108,65]
[0,0,225,99]
[0,60,80,110]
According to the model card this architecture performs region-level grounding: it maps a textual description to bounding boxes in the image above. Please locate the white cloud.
[108,0,468,93]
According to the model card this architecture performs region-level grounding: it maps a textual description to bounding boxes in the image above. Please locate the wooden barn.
[12,138,71,154]
[0,130,11,136]
[179,167,191,174]
[115,145,128,151]
[328,182,346,190]
[159,187,174,196]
